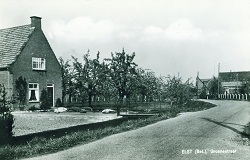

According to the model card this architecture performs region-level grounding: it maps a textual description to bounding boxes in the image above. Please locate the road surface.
[23,100,250,160]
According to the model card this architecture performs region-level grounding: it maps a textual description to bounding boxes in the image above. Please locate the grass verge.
[0,100,216,160]
[240,123,250,146]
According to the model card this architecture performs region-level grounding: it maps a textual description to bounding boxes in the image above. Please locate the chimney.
[30,16,42,29]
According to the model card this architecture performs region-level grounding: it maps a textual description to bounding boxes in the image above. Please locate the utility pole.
[236,73,238,93]
[197,71,199,99]
[217,63,220,98]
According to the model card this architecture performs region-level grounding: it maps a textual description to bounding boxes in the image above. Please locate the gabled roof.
[0,25,34,68]
[198,78,211,83]
[196,77,212,90]
[219,71,250,82]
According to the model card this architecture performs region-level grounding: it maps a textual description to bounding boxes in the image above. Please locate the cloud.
[142,26,164,41]
[48,16,122,43]
[118,31,135,39]
[142,19,204,41]
[144,26,164,36]
[165,19,203,40]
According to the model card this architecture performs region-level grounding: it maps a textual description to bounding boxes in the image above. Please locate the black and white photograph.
[0,0,250,159]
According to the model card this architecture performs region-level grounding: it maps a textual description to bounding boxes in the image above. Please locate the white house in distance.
[219,71,250,94]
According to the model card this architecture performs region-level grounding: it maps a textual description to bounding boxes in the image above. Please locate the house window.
[29,83,39,101]
[32,57,46,70]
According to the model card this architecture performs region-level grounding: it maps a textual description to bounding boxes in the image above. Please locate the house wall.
[196,78,203,91]
[10,27,62,108]
[0,70,13,99]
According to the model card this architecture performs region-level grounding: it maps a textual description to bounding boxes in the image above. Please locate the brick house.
[0,16,62,109]
[219,71,250,94]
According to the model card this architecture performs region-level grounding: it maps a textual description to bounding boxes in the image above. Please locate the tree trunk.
[81,98,84,107]
[68,94,72,103]
[116,94,124,116]
[88,91,92,107]
[62,93,65,105]
[116,105,120,116]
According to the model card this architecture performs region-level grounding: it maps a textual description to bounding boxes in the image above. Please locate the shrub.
[0,113,14,144]
[15,76,27,110]
[28,105,38,112]
[40,89,50,110]
[55,98,63,107]
[0,84,14,145]
[68,107,81,112]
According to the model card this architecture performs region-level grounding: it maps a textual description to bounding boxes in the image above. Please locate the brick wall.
[10,26,62,108]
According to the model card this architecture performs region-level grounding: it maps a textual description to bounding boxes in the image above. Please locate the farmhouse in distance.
[0,16,62,110]
[196,71,250,99]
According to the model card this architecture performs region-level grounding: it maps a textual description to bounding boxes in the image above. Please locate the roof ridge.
[0,24,31,31]
[220,71,250,73]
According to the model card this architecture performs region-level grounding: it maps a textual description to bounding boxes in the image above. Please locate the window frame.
[32,57,46,71]
[28,83,39,102]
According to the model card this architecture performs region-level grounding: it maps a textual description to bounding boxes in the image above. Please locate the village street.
[24,100,250,160]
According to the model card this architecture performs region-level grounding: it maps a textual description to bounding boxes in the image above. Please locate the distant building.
[0,16,62,109]
[219,71,250,94]
[196,77,213,98]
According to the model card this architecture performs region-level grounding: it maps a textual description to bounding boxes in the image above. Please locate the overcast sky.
[1,0,250,82]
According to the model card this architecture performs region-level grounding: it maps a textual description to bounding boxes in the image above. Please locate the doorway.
[47,84,54,107]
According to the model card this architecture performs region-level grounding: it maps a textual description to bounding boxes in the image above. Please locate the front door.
[47,84,54,107]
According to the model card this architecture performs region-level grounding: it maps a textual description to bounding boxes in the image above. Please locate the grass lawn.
[12,112,118,136]
[0,100,216,160]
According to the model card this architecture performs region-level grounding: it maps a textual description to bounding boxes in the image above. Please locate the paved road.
[24,100,250,160]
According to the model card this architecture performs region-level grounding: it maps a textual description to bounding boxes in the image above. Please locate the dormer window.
[32,57,46,70]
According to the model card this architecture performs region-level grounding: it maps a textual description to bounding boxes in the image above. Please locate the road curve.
[23,100,250,160]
